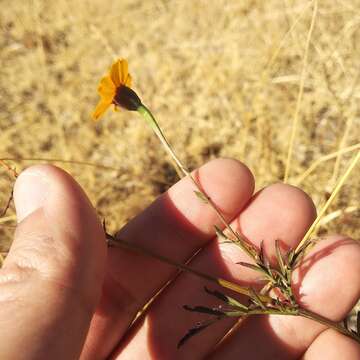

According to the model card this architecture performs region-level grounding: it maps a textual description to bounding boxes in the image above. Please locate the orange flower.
[92,59,141,120]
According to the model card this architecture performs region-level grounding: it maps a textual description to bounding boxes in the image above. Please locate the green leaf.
[287,249,295,265]
[194,190,209,203]
[214,225,227,240]
[249,287,266,310]
[260,281,274,296]
[258,240,267,265]
[204,286,229,302]
[223,311,247,317]
[177,319,218,348]
[238,261,264,274]
[292,239,316,266]
[204,287,248,311]
[259,240,264,261]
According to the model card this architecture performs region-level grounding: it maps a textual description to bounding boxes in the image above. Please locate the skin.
[0,159,359,359]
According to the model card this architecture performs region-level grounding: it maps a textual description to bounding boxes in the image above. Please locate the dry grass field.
[0,0,359,257]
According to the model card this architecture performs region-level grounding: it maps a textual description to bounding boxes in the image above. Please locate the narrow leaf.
[214,225,227,240]
[194,190,209,203]
[292,239,315,266]
[286,249,295,266]
[204,286,228,302]
[257,262,271,274]
[177,319,217,348]
[249,287,266,310]
[204,287,248,311]
[288,249,300,267]
[258,240,266,265]
[218,240,233,245]
[260,281,274,296]
[259,240,264,262]
[238,261,264,274]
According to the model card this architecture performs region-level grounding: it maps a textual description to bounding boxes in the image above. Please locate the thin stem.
[0,160,18,178]
[331,115,354,184]
[319,206,358,227]
[227,307,359,344]
[0,190,14,217]
[262,1,311,75]
[0,157,120,172]
[137,104,258,260]
[284,0,317,183]
[299,308,360,343]
[295,150,360,255]
[108,236,271,302]
[295,143,360,185]
[217,308,299,318]
[137,105,183,179]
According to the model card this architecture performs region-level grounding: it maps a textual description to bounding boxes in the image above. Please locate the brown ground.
[0,1,359,258]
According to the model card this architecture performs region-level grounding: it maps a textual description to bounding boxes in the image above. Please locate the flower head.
[92,59,142,120]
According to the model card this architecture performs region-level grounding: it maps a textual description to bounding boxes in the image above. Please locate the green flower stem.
[108,236,271,302]
[137,104,258,261]
[225,308,299,318]
[137,105,183,179]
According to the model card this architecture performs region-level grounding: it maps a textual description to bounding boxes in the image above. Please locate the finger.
[301,329,360,360]
[0,165,106,360]
[112,183,316,359]
[210,235,360,359]
[81,158,255,359]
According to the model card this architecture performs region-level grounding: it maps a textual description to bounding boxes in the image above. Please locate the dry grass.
[0,0,359,255]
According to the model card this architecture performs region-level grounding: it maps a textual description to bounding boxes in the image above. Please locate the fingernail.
[14,167,50,223]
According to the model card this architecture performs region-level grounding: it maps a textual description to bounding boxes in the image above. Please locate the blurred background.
[0,0,359,255]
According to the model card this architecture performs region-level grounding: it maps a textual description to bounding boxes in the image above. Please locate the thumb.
[0,165,106,360]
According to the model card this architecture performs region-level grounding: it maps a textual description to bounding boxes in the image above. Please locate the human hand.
[0,159,359,359]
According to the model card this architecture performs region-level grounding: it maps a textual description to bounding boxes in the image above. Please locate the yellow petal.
[125,73,132,87]
[120,59,128,84]
[110,60,121,87]
[98,75,115,100]
[92,99,112,121]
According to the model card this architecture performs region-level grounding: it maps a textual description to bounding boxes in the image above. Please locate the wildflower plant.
[93,58,360,348]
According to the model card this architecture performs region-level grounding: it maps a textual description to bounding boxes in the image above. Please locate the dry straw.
[284,0,318,183]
